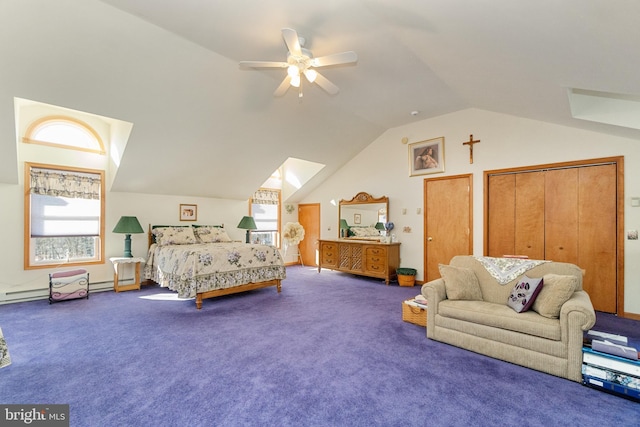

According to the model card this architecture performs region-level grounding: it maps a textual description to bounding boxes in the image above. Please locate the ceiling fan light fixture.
[240,28,357,97]
[303,69,317,83]
[287,65,299,78]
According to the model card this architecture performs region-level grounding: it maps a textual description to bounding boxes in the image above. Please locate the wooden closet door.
[578,164,617,313]
[425,175,472,282]
[515,172,545,259]
[487,174,515,257]
[545,169,579,264]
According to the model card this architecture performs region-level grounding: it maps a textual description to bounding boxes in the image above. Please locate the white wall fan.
[240,28,357,98]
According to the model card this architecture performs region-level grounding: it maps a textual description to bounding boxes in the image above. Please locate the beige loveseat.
[421,255,596,382]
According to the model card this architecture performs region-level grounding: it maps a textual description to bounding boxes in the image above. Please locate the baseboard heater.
[1,279,122,305]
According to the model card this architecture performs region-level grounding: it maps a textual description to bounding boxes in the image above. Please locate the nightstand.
[109,257,145,292]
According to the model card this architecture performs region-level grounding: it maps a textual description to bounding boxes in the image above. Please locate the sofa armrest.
[560,290,596,331]
[560,290,596,381]
[422,278,446,338]
[422,279,446,303]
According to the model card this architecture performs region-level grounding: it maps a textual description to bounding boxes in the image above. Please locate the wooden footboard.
[195,279,282,309]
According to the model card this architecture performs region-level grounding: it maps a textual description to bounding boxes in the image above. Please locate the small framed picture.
[409,137,445,176]
[179,204,197,221]
[354,213,361,224]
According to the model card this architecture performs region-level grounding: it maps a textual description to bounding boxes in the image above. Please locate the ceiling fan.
[240,28,357,98]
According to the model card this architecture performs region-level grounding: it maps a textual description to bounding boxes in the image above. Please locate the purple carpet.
[0,266,638,426]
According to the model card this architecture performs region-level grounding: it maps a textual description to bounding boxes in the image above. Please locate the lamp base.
[245,230,251,244]
[123,234,133,258]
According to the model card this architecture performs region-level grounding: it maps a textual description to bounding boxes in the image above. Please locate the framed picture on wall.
[179,204,197,221]
[409,137,445,176]
[354,213,361,224]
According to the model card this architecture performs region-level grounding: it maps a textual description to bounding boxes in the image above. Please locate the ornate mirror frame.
[338,192,389,238]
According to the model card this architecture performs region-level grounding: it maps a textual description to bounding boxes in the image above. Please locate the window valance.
[252,189,279,205]
[30,168,101,200]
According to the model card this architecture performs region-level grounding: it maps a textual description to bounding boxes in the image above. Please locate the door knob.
[427,237,433,241]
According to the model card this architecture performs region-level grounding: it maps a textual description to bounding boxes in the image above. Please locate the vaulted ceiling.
[2,0,639,201]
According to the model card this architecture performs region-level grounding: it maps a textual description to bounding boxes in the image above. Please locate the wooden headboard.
[147,224,224,248]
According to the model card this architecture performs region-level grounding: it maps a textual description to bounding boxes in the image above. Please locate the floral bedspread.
[144,242,286,298]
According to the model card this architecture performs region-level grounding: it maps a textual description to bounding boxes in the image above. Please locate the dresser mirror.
[338,192,388,239]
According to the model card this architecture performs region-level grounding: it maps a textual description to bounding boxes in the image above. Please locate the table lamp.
[237,216,257,243]
[340,219,349,238]
[113,216,144,257]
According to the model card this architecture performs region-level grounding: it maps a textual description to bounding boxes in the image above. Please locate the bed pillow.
[194,226,232,243]
[439,264,483,301]
[531,274,577,318]
[507,275,544,313]
[350,226,381,238]
[152,226,197,245]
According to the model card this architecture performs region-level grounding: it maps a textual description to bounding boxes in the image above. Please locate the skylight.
[568,88,640,131]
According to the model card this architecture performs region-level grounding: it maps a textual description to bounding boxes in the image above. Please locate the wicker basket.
[402,300,427,327]
[397,268,417,287]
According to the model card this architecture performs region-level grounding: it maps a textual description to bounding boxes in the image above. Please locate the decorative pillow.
[152,226,197,245]
[507,275,544,313]
[439,264,483,301]
[531,274,577,318]
[194,226,232,243]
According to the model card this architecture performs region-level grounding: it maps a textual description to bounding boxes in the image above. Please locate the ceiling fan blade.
[313,72,339,95]
[239,61,288,69]
[281,28,302,56]
[274,75,292,97]
[311,51,358,67]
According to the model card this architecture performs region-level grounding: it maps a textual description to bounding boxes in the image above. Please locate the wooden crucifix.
[463,134,480,164]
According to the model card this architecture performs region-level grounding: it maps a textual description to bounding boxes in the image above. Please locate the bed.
[143,225,286,309]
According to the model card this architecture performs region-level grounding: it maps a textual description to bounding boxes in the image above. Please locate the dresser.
[318,239,401,284]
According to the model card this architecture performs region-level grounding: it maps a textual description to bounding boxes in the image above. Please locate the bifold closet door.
[487,174,516,257]
[545,168,579,264]
[515,171,545,259]
[577,164,617,313]
[486,172,545,259]
[487,163,618,313]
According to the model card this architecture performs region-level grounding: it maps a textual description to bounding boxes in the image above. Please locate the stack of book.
[404,295,427,309]
[582,330,640,401]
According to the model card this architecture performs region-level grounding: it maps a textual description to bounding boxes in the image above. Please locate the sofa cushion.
[532,274,577,319]
[507,275,544,313]
[438,300,562,341]
[439,264,483,301]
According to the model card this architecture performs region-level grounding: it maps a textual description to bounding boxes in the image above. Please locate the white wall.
[302,108,640,316]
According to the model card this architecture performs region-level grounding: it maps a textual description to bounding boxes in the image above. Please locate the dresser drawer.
[366,247,387,257]
[321,243,338,267]
[365,259,387,273]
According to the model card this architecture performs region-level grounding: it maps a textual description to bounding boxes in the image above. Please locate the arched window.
[23,116,105,154]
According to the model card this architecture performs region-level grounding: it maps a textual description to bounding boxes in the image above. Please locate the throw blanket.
[474,256,549,285]
[0,327,10,369]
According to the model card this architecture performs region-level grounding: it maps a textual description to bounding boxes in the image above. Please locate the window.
[24,163,105,269]
[22,116,105,154]
[249,188,281,247]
